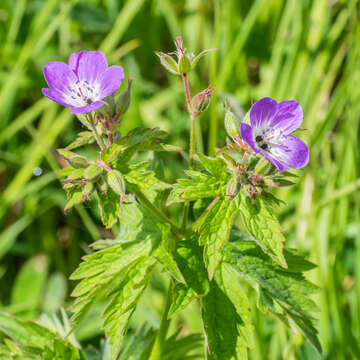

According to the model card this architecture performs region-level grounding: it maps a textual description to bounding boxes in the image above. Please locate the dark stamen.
[260,143,268,150]
[255,135,263,142]
[86,98,93,104]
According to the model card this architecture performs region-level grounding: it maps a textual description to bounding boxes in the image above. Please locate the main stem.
[181,74,196,230]
[149,282,172,360]
[87,113,106,150]
[182,74,196,169]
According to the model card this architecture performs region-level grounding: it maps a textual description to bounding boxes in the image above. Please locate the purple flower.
[240,97,309,171]
[42,51,124,114]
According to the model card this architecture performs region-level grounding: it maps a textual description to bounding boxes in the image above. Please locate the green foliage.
[224,239,321,354]
[3,0,358,358]
[236,191,287,268]
[0,312,85,360]
[198,196,240,279]
[169,240,209,317]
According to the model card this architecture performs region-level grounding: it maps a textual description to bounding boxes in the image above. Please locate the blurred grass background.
[0,0,359,358]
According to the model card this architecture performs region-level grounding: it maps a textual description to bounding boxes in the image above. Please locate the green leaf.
[167,155,230,204]
[70,202,169,358]
[84,164,103,181]
[220,264,254,349]
[64,186,84,211]
[97,188,122,228]
[199,196,240,279]
[66,131,95,150]
[201,276,248,360]
[154,224,185,284]
[169,240,209,317]
[236,190,287,268]
[124,162,170,192]
[223,240,321,354]
[0,312,85,359]
[103,257,156,360]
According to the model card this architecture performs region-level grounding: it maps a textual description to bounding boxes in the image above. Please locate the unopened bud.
[226,176,241,200]
[82,182,95,201]
[116,78,133,116]
[155,52,179,75]
[224,102,240,139]
[106,170,126,197]
[57,149,89,168]
[178,54,191,74]
[192,85,214,114]
[100,95,116,116]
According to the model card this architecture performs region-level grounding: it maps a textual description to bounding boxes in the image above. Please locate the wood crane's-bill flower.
[240,97,309,171]
[42,51,124,114]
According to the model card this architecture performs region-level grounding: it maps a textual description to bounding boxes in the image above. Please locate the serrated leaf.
[167,170,228,204]
[0,313,85,359]
[124,162,170,191]
[64,187,83,211]
[224,240,319,323]
[97,189,122,228]
[167,155,230,205]
[66,131,95,150]
[236,190,287,268]
[201,277,248,360]
[103,257,156,360]
[220,264,254,349]
[169,240,209,317]
[199,196,240,279]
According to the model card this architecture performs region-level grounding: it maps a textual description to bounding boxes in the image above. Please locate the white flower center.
[254,120,286,152]
[65,80,100,108]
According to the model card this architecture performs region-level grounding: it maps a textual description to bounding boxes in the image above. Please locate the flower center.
[254,122,285,152]
[65,80,100,108]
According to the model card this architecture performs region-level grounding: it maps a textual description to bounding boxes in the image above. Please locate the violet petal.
[77,51,108,85]
[271,135,309,169]
[259,149,289,171]
[68,51,86,73]
[240,123,260,153]
[70,100,104,114]
[270,100,303,135]
[250,97,277,128]
[42,88,72,107]
[43,62,77,93]
[98,66,125,98]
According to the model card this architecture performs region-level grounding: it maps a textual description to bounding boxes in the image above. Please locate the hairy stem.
[149,282,172,360]
[87,113,106,150]
[181,74,196,229]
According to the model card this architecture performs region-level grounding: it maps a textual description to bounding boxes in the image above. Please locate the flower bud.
[100,95,116,116]
[226,176,240,200]
[178,54,191,74]
[116,78,133,116]
[57,149,89,168]
[192,85,214,114]
[224,100,240,139]
[106,170,126,197]
[82,182,95,201]
[155,52,179,75]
